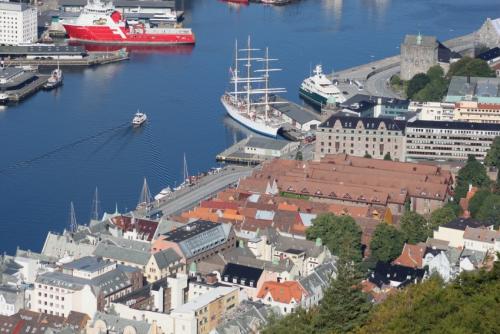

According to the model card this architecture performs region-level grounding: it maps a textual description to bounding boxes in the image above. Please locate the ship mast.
[69,201,78,233]
[91,186,100,221]
[183,153,189,183]
[138,177,152,209]
[233,39,238,102]
[246,36,251,115]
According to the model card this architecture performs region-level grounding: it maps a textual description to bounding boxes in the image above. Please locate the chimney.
[205,273,218,285]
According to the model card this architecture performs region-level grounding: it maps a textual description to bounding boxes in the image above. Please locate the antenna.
[91,187,100,221]
[69,202,78,233]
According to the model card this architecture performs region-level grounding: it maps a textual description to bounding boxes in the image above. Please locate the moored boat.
[0,92,8,105]
[43,67,63,90]
[62,0,195,46]
[299,64,345,107]
[221,37,287,138]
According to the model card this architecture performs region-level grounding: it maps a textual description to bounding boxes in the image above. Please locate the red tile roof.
[392,243,426,269]
[257,281,307,304]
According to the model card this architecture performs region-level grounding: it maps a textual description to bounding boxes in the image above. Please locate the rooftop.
[162,220,221,243]
[403,34,437,47]
[246,136,290,151]
[257,281,306,304]
[222,263,264,287]
[441,218,490,231]
[172,286,238,314]
[407,119,500,131]
[319,115,407,132]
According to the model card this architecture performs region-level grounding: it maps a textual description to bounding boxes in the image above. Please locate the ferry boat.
[221,37,287,138]
[43,67,63,90]
[62,0,195,46]
[299,64,345,107]
[132,111,147,126]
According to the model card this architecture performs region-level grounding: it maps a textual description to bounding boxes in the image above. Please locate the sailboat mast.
[264,47,269,122]
[183,153,189,182]
[246,36,251,115]
[234,39,238,101]
[69,202,77,232]
[91,186,100,221]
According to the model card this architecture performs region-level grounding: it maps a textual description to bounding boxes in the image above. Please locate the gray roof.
[93,243,150,266]
[214,301,274,334]
[403,34,437,47]
[36,266,133,296]
[0,285,22,304]
[0,67,23,80]
[0,45,86,56]
[460,249,487,266]
[298,261,336,296]
[272,98,320,124]
[15,249,57,263]
[446,76,500,98]
[0,2,32,11]
[153,248,181,269]
[62,256,112,273]
[246,136,289,151]
[90,312,151,334]
[42,232,97,259]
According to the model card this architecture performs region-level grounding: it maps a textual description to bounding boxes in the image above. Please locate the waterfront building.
[405,120,500,161]
[0,2,37,45]
[315,115,407,161]
[30,256,142,317]
[445,76,500,104]
[243,136,299,158]
[409,101,455,121]
[152,220,237,264]
[0,45,86,60]
[474,17,500,50]
[340,94,411,119]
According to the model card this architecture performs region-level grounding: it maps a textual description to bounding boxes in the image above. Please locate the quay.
[0,45,129,68]
[216,136,300,165]
[135,166,254,218]
[7,75,49,103]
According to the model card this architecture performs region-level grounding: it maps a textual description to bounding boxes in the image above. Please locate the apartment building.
[453,100,500,123]
[405,120,500,161]
[0,2,37,45]
[409,101,455,121]
[315,116,406,161]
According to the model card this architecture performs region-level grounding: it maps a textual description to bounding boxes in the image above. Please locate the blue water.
[0,0,499,254]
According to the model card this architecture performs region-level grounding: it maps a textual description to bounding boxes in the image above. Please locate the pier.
[2,52,129,68]
[7,75,50,103]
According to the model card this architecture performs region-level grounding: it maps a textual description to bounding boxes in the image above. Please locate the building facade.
[400,34,438,80]
[454,100,500,124]
[315,116,406,161]
[0,2,37,45]
[405,120,500,161]
[409,101,455,121]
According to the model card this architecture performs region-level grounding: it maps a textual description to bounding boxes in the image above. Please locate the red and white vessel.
[62,0,195,46]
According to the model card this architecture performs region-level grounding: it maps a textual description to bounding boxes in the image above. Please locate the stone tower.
[400,33,438,80]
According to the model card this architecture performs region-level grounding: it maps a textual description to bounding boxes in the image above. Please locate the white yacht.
[132,111,147,126]
[299,64,345,107]
[154,186,172,201]
[44,67,63,90]
[0,92,8,104]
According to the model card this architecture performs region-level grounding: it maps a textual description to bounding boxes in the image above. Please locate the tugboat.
[299,64,345,107]
[132,111,147,126]
[43,66,63,90]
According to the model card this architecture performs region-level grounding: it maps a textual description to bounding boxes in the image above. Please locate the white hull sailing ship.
[221,37,287,138]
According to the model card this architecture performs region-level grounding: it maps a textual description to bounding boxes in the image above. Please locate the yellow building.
[454,101,500,123]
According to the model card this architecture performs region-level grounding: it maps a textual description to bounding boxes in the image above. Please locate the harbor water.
[0,0,499,253]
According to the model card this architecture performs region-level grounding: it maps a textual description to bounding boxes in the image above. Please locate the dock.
[7,75,50,103]
[2,52,129,68]
[216,138,264,165]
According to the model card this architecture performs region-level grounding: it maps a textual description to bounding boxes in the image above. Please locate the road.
[365,65,401,98]
[143,166,254,218]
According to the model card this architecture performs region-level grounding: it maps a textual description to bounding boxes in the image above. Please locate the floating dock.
[7,75,50,103]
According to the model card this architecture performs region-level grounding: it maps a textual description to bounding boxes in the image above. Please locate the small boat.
[154,186,172,201]
[132,111,147,126]
[0,92,8,105]
[261,0,290,5]
[44,67,63,90]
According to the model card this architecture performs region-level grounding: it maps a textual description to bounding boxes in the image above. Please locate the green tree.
[468,189,492,217]
[364,152,372,159]
[262,308,316,334]
[406,73,430,99]
[383,152,392,161]
[369,223,405,263]
[476,194,500,228]
[412,77,448,102]
[307,213,362,262]
[313,256,371,334]
[400,211,429,243]
[454,155,491,202]
[390,75,401,87]
[427,65,445,81]
[484,136,500,168]
[429,205,458,231]
[447,56,496,78]
[295,150,303,161]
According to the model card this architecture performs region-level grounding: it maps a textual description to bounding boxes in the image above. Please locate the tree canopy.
[447,57,496,78]
[476,193,500,228]
[484,136,500,168]
[369,223,405,263]
[399,211,429,243]
[428,205,457,231]
[356,261,500,333]
[307,213,363,262]
[468,189,492,218]
[454,155,490,202]
[383,152,392,161]
[406,73,430,100]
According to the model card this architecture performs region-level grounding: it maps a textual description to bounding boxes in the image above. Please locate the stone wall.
[400,43,438,80]
[474,18,500,50]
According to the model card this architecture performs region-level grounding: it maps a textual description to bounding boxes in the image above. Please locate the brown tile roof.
[110,215,159,241]
[392,243,426,269]
[463,227,499,244]
[257,281,307,304]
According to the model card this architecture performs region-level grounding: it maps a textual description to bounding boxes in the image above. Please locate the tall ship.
[299,64,345,107]
[62,0,195,46]
[221,37,287,138]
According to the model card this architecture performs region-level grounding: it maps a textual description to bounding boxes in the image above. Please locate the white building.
[0,2,37,45]
[409,101,454,121]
